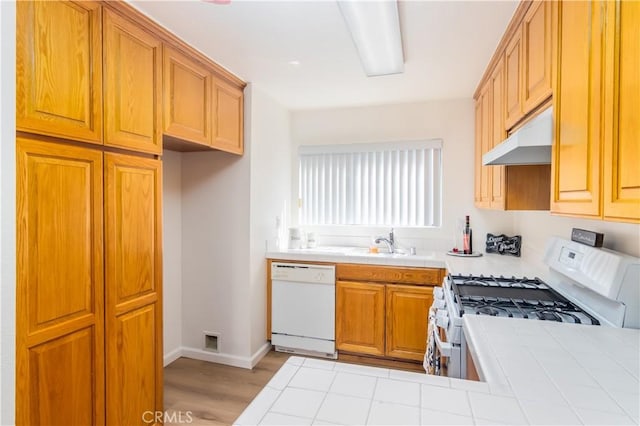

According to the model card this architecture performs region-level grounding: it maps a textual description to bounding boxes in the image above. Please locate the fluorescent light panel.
[338,0,404,77]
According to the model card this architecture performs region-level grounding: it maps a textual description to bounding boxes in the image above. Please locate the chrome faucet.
[375,228,395,253]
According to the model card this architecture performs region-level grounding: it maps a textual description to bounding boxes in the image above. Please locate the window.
[298,140,442,227]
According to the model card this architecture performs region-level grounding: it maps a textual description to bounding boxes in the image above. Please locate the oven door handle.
[432,328,452,357]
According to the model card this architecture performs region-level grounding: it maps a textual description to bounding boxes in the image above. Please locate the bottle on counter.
[463,215,473,254]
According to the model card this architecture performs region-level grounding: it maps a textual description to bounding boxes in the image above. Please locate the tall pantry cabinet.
[16,1,163,425]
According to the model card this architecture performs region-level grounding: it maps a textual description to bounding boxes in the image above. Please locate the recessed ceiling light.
[202,0,231,4]
[288,60,301,67]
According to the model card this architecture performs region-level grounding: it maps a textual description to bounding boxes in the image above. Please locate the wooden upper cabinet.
[163,46,212,146]
[602,0,640,223]
[490,59,506,210]
[504,30,523,129]
[16,137,105,426]
[212,77,244,154]
[385,285,433,361]
[105,153,163,425]
[522,0,553,112]
[551,1,604,218]
[103,9,162,155]
[474,82,492,208]
[16,1,103,144]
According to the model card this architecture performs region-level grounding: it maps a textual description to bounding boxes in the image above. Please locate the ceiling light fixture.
[337,0,404,77]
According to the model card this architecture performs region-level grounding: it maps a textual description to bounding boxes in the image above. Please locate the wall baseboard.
[163,342,273,369]
[180,342,273,370]
[163,347,183,367]
[249,342,272,368]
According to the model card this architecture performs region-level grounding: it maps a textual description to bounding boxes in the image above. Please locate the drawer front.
[336,264,443,285]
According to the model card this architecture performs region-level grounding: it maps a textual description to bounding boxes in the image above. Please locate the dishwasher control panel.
[271,262,336,284]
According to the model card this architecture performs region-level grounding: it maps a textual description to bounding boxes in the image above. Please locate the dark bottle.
[463,215,473,254]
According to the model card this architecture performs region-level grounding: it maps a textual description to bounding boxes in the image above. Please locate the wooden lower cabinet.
[16,137,163,425]
[385,285,433,361]
[336,281,385,356]
[336,279,435,362]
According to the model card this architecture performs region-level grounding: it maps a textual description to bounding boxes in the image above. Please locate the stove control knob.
[435,309,449,327]
[434,299,446,309]
[433,287,444,299]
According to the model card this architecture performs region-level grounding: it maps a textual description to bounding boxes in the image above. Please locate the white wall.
[514,212,640,259]
[178,84,291,367]
[248,85,292,355]
[0,1,17,424]
[290,99,514,252]
[162,150,183,365]
[180,148,252,364]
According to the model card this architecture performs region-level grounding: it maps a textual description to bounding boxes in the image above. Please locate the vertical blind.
[298,140,442,227]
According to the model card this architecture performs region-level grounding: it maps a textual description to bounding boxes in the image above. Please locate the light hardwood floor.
[164,351,290,425]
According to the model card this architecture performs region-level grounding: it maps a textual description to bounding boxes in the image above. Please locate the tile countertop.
[463,315,640,425]
[266,247,549,279]
[236,317,639,425]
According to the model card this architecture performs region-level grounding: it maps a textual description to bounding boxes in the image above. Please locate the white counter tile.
[329,372,377,399]
[373,378,421,407]
[574,408,637,425]
[420,386,472,417]
[467,392,528,425]
[367,401,420,425]
[518,400,582,425]
[260,412,313,425]
[389,369,450,387]
[334,362,390,378]
[420,408,473,425]
[266,362,299,390]
[289,367,337,392]
[315,394,371,425]
[270,387,325,419]
[302,358,336,370]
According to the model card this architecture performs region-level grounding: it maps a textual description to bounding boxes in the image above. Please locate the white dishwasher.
[271,262,337,359]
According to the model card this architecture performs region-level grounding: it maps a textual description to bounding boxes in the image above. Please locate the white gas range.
[426,236,640,379]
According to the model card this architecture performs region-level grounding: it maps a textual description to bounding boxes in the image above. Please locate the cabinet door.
[103,10,162,154]
[16,137,105,425]
[490,59,506,210]
[522,0,553,112]
[551,1,604,217]
[16,1,102,144]
[474,82,492,208]
[336,281,385,356]
[105,153,163,425]
[602,0,640,222]
[163,46,212,146]
[504,30,523,129]
[385,285,433,361]
[211,77,244,154]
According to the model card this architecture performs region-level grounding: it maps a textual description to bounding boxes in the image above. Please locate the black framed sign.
[485,233,522,257]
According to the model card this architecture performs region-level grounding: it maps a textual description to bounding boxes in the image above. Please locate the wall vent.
[204,333,220,353]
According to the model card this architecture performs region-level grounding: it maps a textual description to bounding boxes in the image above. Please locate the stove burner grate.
[448,273,601,325]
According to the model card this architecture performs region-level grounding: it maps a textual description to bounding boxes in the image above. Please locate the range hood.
[483,107,552,166]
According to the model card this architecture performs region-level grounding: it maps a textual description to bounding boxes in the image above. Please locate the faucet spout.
[375,228,396,253]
